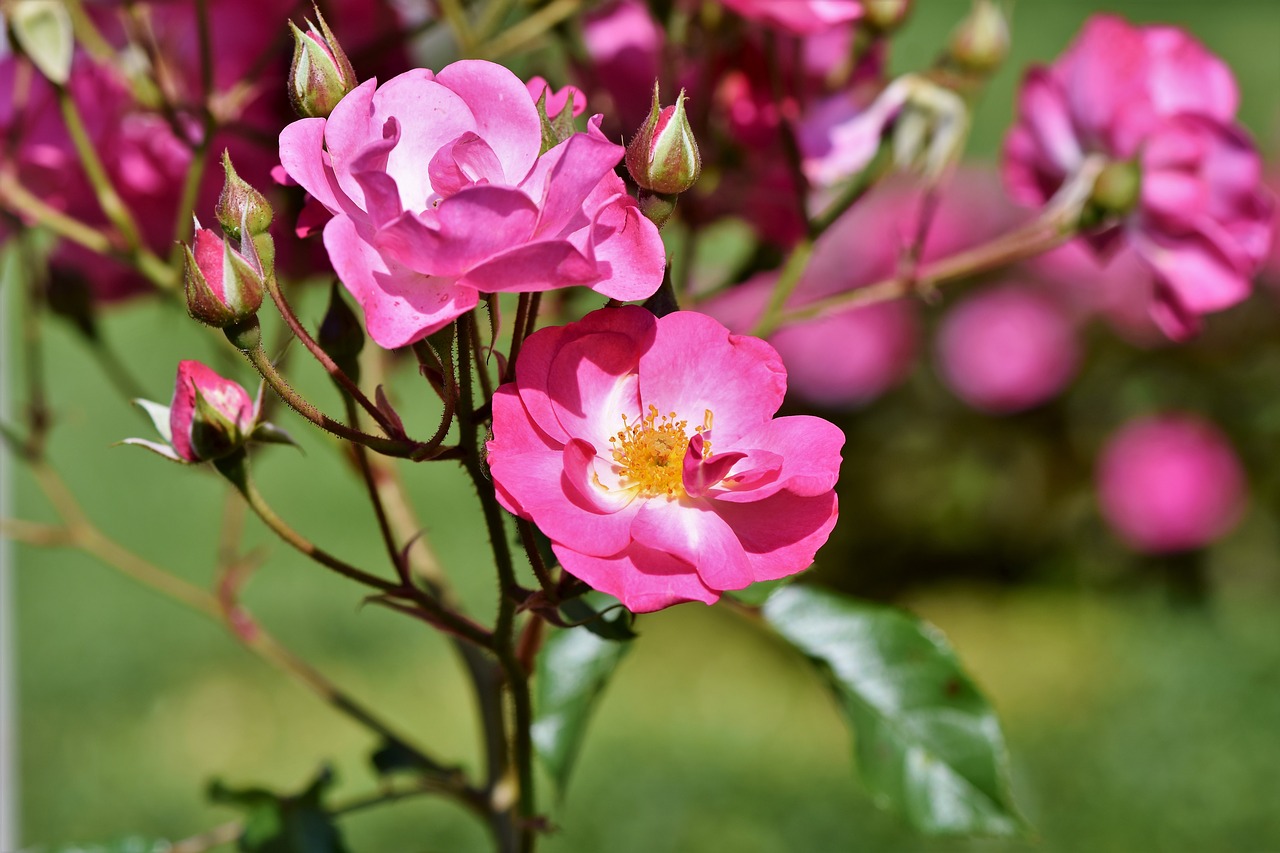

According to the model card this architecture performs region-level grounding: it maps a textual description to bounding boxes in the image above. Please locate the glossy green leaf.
[532,624,632,795]
[557,592,637,641]
[763,585,1024,836]
[209,767,350,853]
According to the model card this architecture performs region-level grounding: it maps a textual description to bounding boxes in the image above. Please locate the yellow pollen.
[610,405,713,497]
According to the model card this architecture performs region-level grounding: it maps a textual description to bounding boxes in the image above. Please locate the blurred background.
[5,0,1280,850]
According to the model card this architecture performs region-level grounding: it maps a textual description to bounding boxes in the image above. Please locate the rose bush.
[487,307,843,612]
[278,61,665,348]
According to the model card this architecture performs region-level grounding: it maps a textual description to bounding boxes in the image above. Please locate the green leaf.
[762,585,1024,837]
[558,592,637,641]
[532,624,632,795]
[725,577,790,607]
[209,767,351,853]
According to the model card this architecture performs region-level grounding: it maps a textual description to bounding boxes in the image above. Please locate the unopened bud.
[288,8,357,119]
[947,0,1010,75]
[863,0,913,34]
[318,282,365,383]
[626,83,701,195]
[216,151,273,240]
[184,224,265,328]
[172,361,258,463]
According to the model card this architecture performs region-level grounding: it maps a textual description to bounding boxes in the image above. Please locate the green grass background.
[7,0,1280,850]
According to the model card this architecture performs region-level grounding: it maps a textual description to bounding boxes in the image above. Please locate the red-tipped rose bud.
[947,0,1010,74]
[183,224,265,328]
[287,8,357,119]
[215,151,273,240]
[625,83,701,196]
[124,361,260,463]
[863,0,913,34]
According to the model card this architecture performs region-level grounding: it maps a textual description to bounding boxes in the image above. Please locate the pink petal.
[710,490,839,582]
[428,132,506,197]
[630,498,754,591]
[525,128,625,239]
[579,193,666,302]
[546,331,643,444]
[435,60,542,184]
[554,544,719,613]
[715,416,845,502]
[370,70,476,211]
[323,214,477,348]
[279,117,348,214]
[638,311,786,446]
[376,185,540,278]
[459,240,599,293]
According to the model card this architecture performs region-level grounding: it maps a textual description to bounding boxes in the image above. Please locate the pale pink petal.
[547,331,643,444]
[371,70,476,210]
[459,240,599,293]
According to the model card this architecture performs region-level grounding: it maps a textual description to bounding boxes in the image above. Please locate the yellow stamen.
[609,405,713,498]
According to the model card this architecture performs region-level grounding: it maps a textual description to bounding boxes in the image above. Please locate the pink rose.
[1003,14,1273,339]
[716,0,862,35]
[487,307,844,613]
[279,61,665,348]
[934,285,1079,414]
[1096,414,1247,554]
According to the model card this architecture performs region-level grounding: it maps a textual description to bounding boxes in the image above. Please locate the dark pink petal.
[526,76,587,118]
[1132,227,1250,316]
[168,360,254,462]
[710,490,839,583]
[682,433,747,499]
[321,77,383,207]
[1142,25,1238,123]
[630,498,754,591]
[525,128,625,239]
[323,214,477,348]
[638,311,786,445]
[349,118,405,228]
[435,60,542,184]
[192,228,227,302]
[554,544,719,612]
[279,117,349,214]
[513,323,573,444]
[1017,69,1082,178]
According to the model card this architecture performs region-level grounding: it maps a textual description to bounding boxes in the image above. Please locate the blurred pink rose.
[1003,14,1272,340]
[1096,414,1247,554]
[703,171,1020,408]
[279,61,665,348]
[487,307,843,612]
[935,285,1080,414]
[717,0,862,35]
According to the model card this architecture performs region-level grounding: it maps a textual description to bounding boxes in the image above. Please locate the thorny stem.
[242,341,440,460]
[457,312,539,852]
[518,517,556,598]
[263,274,402,437]
[215,452,401,592]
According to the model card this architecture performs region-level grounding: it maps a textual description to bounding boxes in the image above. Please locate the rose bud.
[288,8,357,119]
[125,361,261,463]
[215,150,273,240]
[947,0,1010,75]
[863,0,913,34]
[625,83,702,196]
[183,221,266,328]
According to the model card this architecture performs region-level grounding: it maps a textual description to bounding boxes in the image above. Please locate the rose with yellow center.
[487,306,844,613]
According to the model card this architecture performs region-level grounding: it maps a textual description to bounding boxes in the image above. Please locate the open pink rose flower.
[1003,14,1272,339]
[279,61,665,348]
[487,307,844,613]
